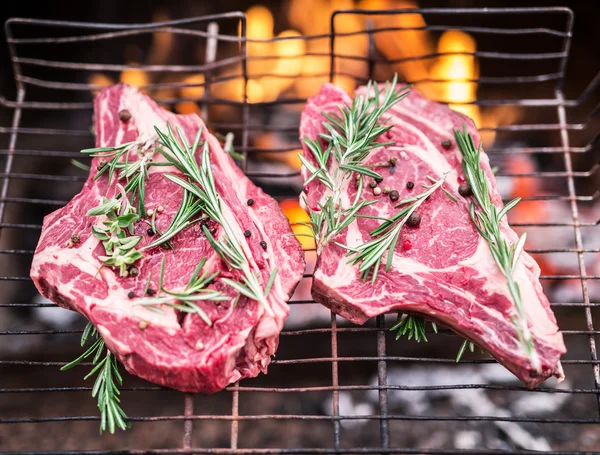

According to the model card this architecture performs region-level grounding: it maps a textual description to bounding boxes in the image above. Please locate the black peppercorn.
[129,267,139,277]
[407,212,421,227]
[374,175,383,183]
[247,199,255,206]
[71,233,81,244]
[260,240,267,250]
[146,288,156,296]
[389,190,400,201]
[244,230,251,237]
[458,183,472,197]
[406,181,415,190]
[147,228,155,236]
[369,180,377,189]
[389,156,398,165]
[441,139,452,149]
[119,109,132,122]
[127,291,135,299]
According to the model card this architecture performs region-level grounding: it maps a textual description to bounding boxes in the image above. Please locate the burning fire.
[87,2,518,140]
[429,30,480,126]
[279,199,315,251]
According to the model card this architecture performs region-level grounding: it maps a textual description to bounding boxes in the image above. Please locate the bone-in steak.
[31,84,305,393]
[299,83,565,388]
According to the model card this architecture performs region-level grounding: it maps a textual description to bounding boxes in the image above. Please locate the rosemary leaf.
[152,125,277,316]
[453,125,539,371]
[390,315,428,343]
[347,173,449,282]
[135,257,226,326]
[61,322,128,434]
[299,74,411,252]
[456,339,476,363]
[71,159,91,171]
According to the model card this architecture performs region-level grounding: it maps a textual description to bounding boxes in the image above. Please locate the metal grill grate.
[1,6,600,454]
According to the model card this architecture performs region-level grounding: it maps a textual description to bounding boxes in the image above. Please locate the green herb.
[390,314,437,343]
[81,137,158,217]
[88,193,143,276]
[456,339,476,362]
[71,159,91,171]
[454,125,539,371]
[61,323,129,434]
[81,141,138,184]
[216,131,244,160]
[151,124,278,316]
[345,173,448,283]
[298,75,410,251]
[142,188,205,251]
[390,314,483,361]
[136,257,228,326]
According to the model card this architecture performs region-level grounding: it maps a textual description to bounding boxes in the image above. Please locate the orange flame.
[280,199,315,250]
[430,30,480,126]
[120,66,150,93]
[88,73,114,96]
[361,0,434,86]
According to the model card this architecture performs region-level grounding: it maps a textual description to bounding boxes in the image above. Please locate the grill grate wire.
[0,6,600,454]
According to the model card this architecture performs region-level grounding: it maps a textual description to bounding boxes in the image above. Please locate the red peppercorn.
[403,239,412,251]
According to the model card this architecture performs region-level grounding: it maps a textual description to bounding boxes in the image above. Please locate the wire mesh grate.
[0,6,600,454]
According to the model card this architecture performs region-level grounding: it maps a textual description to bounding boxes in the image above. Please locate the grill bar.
[556,89,600,413]
[3,451,600,455]
[2,383,600,394]
[3,450,600,455]
[2,414,600,425]
[330,314,341,449]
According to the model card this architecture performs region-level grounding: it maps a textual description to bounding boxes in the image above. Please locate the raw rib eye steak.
[31,84,305,393]
[299,83,566,388]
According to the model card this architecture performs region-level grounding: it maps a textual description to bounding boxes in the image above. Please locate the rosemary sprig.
[454,125,539,371]
[142,188,205,250]
[61,323,129,434]
[390,314,437,343]
[345,174,448,283]
[88,192,143,276]
[390,314,483,361]
[81,137,158,217]
[299,75,410,251]
[81,141,138,185]
[151,124,278,316]
[136,257,228,326]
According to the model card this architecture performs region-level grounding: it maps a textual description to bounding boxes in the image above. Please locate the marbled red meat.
[299,83,566,388]
[31,84,305,393]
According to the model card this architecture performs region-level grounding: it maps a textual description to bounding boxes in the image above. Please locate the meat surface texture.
[299,83,566,388]
[31,84,305,393]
